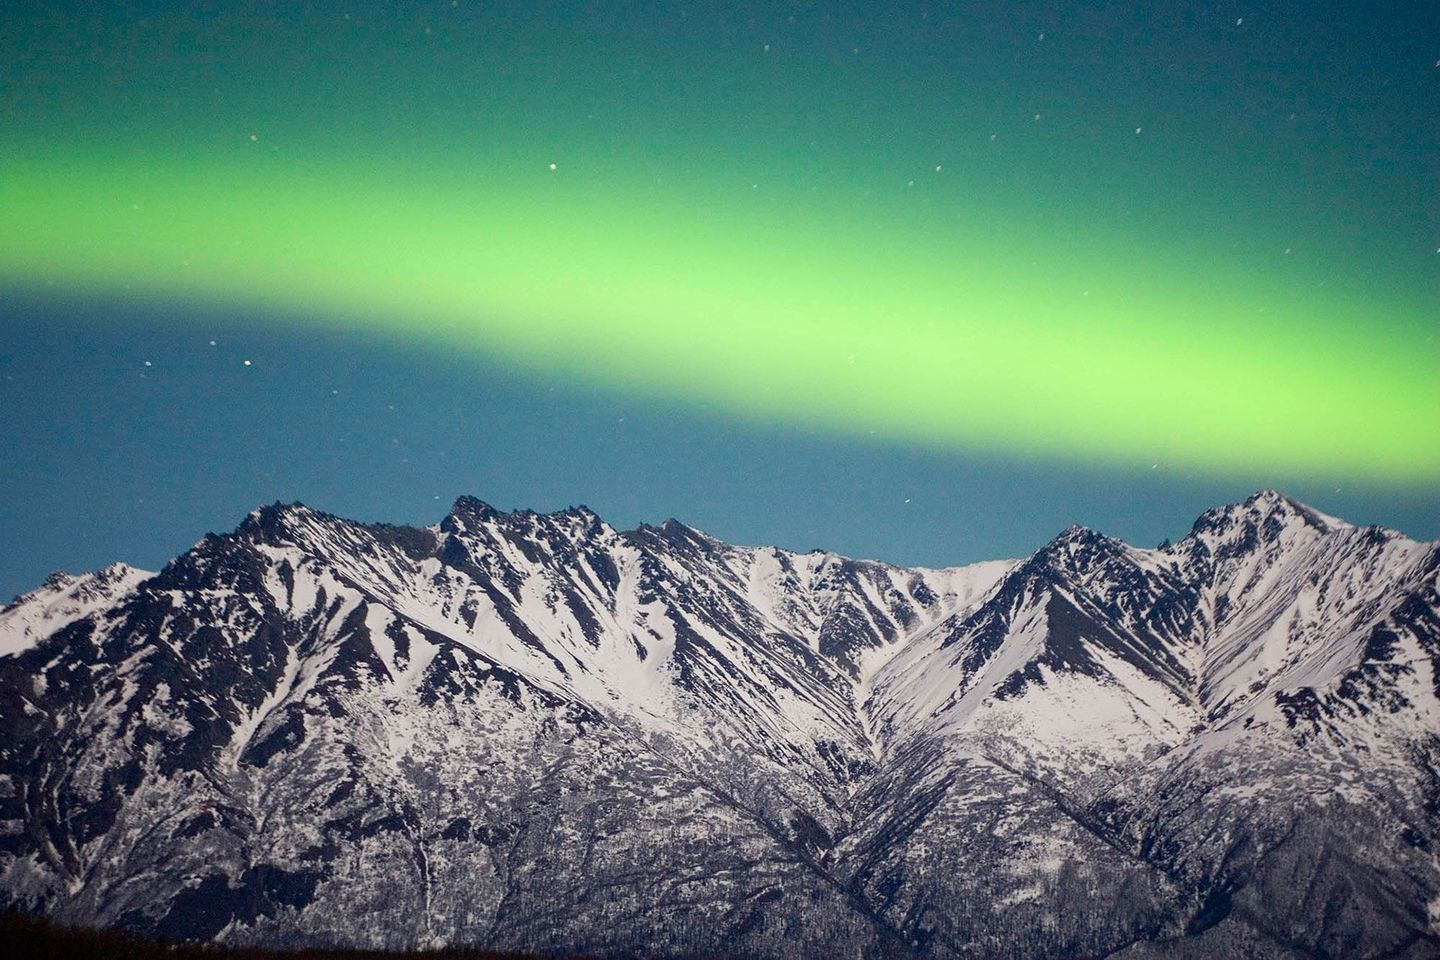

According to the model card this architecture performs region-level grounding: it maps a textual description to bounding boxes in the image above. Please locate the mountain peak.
[448,494,499,520]
[234,501,320,543]
[627,517,716,552]
[1037,522,1113,558]
[1190,489,1346,541]
[439,495,505,536]
[1178,490,1355,565]
[1244,488,1317,518]
[1016,524,1125,584]
[552,503,601,522]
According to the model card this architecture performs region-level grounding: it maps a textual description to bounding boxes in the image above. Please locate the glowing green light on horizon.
[2,147,1436,484]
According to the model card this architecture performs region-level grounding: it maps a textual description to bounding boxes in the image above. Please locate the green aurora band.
[3,3,1437,484]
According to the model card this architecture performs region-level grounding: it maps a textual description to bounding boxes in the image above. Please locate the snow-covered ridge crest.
[0,490,1435,959]
[0,561,151,658]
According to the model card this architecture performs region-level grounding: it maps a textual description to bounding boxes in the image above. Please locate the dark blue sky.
[1,291,1434,599]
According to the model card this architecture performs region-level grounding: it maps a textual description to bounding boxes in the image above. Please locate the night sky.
[1,1,1437,598]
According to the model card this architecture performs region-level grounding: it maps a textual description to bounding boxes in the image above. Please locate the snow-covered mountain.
[0,491,1436,959]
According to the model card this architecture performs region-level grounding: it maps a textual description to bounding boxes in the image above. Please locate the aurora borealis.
[1,1,1436,593]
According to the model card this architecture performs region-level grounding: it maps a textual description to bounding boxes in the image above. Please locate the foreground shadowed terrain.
[0,911,589,960]
[1,491,1437,959]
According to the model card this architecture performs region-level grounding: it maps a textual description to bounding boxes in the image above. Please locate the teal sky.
[0,1,1436,594]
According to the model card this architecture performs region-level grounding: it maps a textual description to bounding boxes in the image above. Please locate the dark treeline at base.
[0,912,637,960]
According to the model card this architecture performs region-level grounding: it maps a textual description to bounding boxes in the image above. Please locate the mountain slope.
[0,491,1436,959]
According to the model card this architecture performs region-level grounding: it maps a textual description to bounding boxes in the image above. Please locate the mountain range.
[1,490,1436,959]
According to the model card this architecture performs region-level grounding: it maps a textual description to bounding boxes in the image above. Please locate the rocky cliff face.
[1,491,1436,959]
